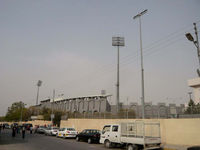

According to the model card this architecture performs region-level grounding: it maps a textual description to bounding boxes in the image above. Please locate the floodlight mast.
[36,80,42,105]
[112,37,125,113]
[133,9,148,119]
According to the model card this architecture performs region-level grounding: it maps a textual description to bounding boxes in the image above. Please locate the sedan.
[45,127,59,136]
[76,129,101,144]
[57,128,78,138]
[36,126,47,134]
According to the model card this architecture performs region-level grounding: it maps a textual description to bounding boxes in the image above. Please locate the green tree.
[5,101,27,121]
[53,110,65,127]
[40,107,51,120]
[185,99,200,114]
[0,116,5,121]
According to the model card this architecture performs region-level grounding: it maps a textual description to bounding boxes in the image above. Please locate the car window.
[81,130,86,133]
[96,130,101,134]
[112,125,118,132]
[86,130,90,134]
[102,125,111,134]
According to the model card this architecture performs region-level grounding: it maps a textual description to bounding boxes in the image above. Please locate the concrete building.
[116,102,185,119]
[188,77,200,103]
[39,95,111,113]
[37,96,185,119]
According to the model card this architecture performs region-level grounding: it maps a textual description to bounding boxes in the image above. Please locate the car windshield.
[67,128,75,131]
[52,127,58,130]
[102,125,111,134]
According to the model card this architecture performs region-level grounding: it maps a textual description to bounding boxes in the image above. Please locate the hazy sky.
[0,0,200,115]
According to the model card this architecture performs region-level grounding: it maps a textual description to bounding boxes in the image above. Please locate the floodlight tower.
[133,9,148,119]
[36,80,42,105]
[112,37,125,113]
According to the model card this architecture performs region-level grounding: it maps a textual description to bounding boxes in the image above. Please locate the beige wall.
[60,118,200,147]
[0,120,52,127]
[26,120,52,127]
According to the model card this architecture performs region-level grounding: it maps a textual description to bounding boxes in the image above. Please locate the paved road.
[0,129,124,150]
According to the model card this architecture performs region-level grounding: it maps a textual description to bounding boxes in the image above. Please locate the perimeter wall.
[60,118,200,148]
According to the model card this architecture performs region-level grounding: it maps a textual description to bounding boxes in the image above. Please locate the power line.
[59,23,200,92]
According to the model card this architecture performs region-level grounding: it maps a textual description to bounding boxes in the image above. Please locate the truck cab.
[100,124,121,148]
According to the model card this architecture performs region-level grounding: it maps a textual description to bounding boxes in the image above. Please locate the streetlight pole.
[133,9,148,119]
[20,102,26,123]
[20,102,23,122]
[51,89,55,124]
[126,97,129,119]
[188,92,192,100]
[185,22,200,76]
[194,23,200,67]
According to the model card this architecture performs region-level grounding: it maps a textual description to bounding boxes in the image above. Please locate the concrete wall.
[60,118,200,148]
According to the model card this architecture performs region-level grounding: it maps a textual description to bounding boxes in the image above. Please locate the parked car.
[57,128,64,138]
[11,123,18,128]
[36,126,47,134]
[3,123,10,129]
[76,129,101,144]
[45,127,59,136]
[57,128,78,138]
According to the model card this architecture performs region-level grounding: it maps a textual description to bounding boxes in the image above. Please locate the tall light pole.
[133,9,148,119]
[36,80,42,105]
[51,89,55,124]
[112,37,125,113]
[126,97,129,119]
[185,23,200,77]
[188,92,192,100]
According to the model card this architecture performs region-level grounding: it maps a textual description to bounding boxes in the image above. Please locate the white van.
[100,121,162,150]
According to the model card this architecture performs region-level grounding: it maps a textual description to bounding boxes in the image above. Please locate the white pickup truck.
[100,121,162,150]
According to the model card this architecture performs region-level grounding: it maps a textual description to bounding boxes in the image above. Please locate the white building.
[188,77,200,103]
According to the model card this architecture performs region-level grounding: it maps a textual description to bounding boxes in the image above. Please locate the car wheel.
[76,137,80,141]
[104,140,111,148]
[88,138,92,144]
[127,144,138,150]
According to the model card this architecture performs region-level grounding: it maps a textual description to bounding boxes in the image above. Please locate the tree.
[185,99,200,114]
[40,107,51,120]
[53,110,65,127]
[0,116,5,121]
[5,101,27,121]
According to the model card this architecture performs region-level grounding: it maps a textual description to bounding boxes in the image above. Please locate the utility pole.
[133,9,148,119]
